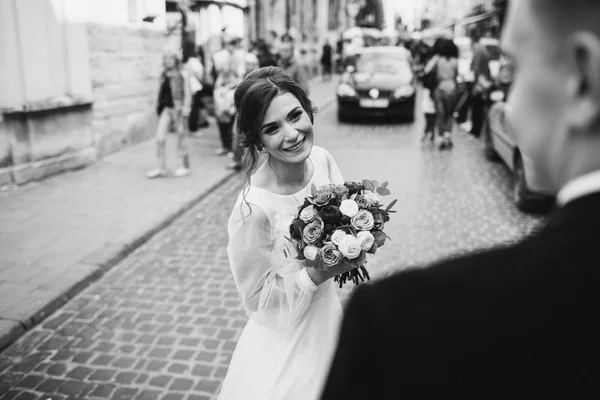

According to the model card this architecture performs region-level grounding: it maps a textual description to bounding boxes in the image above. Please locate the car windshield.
[354,53,410,74]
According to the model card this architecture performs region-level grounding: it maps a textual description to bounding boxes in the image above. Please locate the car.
[483,90,555,214]
[336,46,416,122]
[455,36,501,82]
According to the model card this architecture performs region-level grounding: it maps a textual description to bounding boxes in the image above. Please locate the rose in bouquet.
[286,180,397,288]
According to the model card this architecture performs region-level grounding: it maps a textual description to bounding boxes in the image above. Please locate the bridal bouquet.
[286,180,397,288]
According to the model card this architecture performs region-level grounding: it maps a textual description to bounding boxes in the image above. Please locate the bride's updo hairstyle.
[234,66,316,215]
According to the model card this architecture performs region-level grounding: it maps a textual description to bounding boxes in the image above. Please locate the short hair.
[438,38,458,58]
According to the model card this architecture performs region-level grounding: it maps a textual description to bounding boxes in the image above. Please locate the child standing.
[147,51,192,179]
[422,87,437,142]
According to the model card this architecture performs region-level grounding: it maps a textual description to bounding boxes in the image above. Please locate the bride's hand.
[306,257,364,286]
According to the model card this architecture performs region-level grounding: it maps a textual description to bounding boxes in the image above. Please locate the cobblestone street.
[0,95,547,399]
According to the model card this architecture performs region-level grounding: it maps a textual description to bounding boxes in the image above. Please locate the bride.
[218,67,362,400]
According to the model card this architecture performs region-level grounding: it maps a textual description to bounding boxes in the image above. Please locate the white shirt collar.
[557,169,600,206]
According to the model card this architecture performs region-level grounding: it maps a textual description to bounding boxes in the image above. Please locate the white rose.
[356,231,375,251]
[299,205,318,223]
[303,245,320,261]
[330,230,348,246]
[363,190,380,206]
[338,235,362,260]
[339,199,359,217]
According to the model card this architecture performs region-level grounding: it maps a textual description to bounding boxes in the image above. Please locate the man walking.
[468,29,492,137]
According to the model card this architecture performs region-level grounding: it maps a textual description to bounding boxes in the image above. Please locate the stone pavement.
[0,76,338,353]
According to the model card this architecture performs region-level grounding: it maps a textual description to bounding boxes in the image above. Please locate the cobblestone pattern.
[0,100,547,399]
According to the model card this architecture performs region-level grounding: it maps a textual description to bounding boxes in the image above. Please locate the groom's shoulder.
[362,242,526,302]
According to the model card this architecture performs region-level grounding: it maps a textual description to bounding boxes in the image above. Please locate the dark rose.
[372,230,387,247]
[290,218,305,240]
[344,181,365,195]
[340,215,351,225]
[373,211,385,230]
[320,205,342,225]
[324,223,336,234]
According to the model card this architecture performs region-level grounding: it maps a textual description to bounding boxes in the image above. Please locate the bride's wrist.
[306,267,326,286]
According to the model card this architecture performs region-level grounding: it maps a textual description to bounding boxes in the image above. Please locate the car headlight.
[392,85,415,98]
[336,83,356,97]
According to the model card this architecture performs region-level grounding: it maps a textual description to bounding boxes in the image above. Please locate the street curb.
[0,170,239,353]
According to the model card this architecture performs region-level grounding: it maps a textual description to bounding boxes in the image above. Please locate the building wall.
[0,0,169,186]
[87,23,167,157]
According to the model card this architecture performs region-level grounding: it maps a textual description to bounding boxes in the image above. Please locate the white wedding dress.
[218,146,345,400]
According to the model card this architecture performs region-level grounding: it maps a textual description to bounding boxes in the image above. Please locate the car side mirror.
[490,90,505,102]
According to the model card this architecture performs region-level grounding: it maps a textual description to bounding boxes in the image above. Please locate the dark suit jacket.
[321,192,600,398]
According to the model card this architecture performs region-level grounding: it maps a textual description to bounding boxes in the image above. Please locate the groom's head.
[502,0,600,195]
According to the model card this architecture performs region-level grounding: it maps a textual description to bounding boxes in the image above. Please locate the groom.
[321,0,600,397]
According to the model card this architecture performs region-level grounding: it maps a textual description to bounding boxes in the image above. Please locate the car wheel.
[513,153,554,214]
[482,118,500,161]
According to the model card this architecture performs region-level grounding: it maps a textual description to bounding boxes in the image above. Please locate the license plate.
[359,99,389,108]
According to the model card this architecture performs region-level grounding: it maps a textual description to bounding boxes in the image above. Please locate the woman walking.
[432,38,459,149]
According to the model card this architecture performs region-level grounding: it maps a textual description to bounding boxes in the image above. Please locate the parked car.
[483,90,555,214]
[336,46,416,122]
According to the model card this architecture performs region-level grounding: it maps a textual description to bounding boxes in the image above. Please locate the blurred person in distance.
[147,50,192,179]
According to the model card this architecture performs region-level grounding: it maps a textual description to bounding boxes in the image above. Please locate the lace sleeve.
[227,201,317,331]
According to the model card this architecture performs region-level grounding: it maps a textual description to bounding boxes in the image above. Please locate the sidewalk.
[0,77,338,351]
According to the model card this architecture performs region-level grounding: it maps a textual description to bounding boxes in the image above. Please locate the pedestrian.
[226,52,260,171]
[255,38,277,68]
[147,51,192,179]
[421,87,436,142]
[218,66,359,400]
[212,35,245,157]
[183,44,208,134]
[468,29,492,137]
[320,40,333,81]
[320,0,600,397]
[277,41,310,96]
[433,38,459,149]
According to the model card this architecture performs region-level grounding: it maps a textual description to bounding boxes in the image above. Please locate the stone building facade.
[0,0,170,186]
